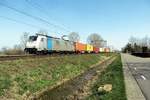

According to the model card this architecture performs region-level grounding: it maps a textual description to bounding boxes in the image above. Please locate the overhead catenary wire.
[0,2,70,34]
[25,0,72,33]
[0,15,59,34]
[0,15,46,29]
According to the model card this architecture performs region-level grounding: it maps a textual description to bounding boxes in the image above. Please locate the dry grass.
[0,54,111,99]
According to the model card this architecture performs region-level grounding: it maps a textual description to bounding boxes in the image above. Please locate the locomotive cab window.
[29,36,37,42]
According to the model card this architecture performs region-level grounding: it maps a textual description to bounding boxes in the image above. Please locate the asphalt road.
[122,54,150,100]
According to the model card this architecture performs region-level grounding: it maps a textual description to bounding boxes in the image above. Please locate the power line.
[26,0,49,17]
[0,15,45,29]
[25,0,72,33]
[0,2,70,33]
[0,15,59,34]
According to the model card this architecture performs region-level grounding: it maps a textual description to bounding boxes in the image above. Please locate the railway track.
[0,55,36,61]
[0,53,107,61]
[0,54,66,61]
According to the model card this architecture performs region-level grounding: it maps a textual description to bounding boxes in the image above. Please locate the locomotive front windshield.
[28,36,37,42]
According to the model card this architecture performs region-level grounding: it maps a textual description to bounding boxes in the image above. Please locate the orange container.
[75,42,86,53]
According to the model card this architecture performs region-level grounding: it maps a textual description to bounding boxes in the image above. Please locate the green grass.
[0,54,112,98]
[0,74,11,96]
[87,54,127,100]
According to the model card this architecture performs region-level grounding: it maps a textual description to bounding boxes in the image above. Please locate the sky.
[0,0,150,50]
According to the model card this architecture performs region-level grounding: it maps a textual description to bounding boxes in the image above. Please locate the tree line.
[122,36,150,53]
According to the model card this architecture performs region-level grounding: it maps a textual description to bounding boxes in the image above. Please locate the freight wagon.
[93,47,99,53]
[86,44,93,53]
[99,48,105,52]
[104,48,110,53]
[75,42,86,53]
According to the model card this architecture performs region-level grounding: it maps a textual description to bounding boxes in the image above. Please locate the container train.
[24,34,110,54]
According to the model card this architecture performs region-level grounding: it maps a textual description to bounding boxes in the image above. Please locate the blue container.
[47,37,52,50]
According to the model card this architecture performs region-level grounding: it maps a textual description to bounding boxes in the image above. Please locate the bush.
[1,47,24,55]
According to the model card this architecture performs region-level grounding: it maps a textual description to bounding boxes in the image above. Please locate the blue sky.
[0,0,150,50]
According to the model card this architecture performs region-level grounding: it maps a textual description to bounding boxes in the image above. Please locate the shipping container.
[104,48,110,52]
[93,47,99,53]
[86,44,93,53]
[75,42,86,53]
[99,48,105,52]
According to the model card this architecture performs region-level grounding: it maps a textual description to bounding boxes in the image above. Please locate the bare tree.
[142,36,149,47]
[87,33,103,47]
[20,32,29,49]
[148,37,150,48]
[129,36,138,47]
[123,36,150,53]
[14,44,21,50]
[68,32,80,42]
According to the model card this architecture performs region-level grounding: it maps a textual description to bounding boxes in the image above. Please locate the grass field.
[87,54,127,100]
[0,54,111,99]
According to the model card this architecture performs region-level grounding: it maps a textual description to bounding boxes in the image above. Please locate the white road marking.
[134,67,137,70]
[141,75,146,80]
